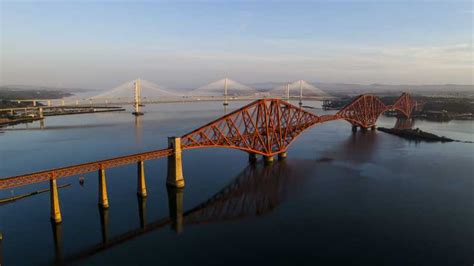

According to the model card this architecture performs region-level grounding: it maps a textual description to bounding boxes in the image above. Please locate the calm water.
[0,101,473,265]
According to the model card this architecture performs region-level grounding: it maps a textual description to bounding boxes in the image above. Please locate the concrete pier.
[371,125,376,130]
[167,187,184,234]
[137,160,147,197]
[278,152,287,160]
[248,153,258,163]
[167,137,185,188]
[264,155,274,164]
[39,107,44,119]
[50,177,62,224]
[352,125,358,132]
[98,167,109,209]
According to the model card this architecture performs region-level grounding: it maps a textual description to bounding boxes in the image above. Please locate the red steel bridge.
[0,92,418,191]
[0,92,419,224]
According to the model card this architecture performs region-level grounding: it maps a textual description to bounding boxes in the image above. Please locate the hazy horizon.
[1,1,473,90]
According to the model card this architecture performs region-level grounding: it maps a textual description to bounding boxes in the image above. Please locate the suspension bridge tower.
[132,79,144,116]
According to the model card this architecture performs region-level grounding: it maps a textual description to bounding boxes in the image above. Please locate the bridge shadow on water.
[51,159,315,265]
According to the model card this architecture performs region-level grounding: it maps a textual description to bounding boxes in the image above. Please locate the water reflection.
[323,130,379,164]
[137,196,147,229]
[99,207,109,244]
[51,222,62,263]
[167,187,184,234]
[0,232,3,266]
[134,116,142,146]
[62,160,313,264]
[321,118,416,165]
[394,117,415,130]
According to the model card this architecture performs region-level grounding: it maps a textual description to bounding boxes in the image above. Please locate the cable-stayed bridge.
[4,78,336,116]
[90,79,181,100]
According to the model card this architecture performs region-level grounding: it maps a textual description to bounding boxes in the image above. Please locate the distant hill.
[249,82,474,97]
[0,85,87,92]
[0,89,73,100]
[310,82,474,96]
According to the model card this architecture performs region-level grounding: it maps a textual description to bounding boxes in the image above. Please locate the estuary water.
[0,101,473,265]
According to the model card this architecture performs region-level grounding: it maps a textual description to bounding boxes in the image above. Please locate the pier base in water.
[248,153,258,163]
[167,137,185,188]
[264,155,274,164]
[98,167,109,209]
[137,161,147,197]
[278,152,287,160]
[50,178,62,224]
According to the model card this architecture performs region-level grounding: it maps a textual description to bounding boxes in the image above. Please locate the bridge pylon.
[132,79,144,116]
[223,78,229,106]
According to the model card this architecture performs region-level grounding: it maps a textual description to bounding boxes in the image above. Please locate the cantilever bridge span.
[0,93,418,223]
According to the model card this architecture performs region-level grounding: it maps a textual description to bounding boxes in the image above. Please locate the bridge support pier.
[98,167,109,209]
[50,177,62,224]
[278,152,287,160]
[167,137,185,188]
[248,153,258,163]
[371,125,376,130]
[264,155,274,164]
[360,126,368,132]
[137,160,147,197]
[167,186,184,234]
[352,125,358,132]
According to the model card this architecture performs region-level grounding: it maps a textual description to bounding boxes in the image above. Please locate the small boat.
[79,176,85,186]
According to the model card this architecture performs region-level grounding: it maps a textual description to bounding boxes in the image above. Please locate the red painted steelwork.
[0,149,172,190]
[181,92,418,154]
[0,92,418,190]
[181,99,322,156]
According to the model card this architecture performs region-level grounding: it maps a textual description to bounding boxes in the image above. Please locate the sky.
[1,0,473,90]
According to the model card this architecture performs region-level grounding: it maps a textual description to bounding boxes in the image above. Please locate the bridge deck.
[0,148,172,190]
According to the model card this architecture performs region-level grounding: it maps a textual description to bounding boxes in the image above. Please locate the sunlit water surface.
[0,101,473,265]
